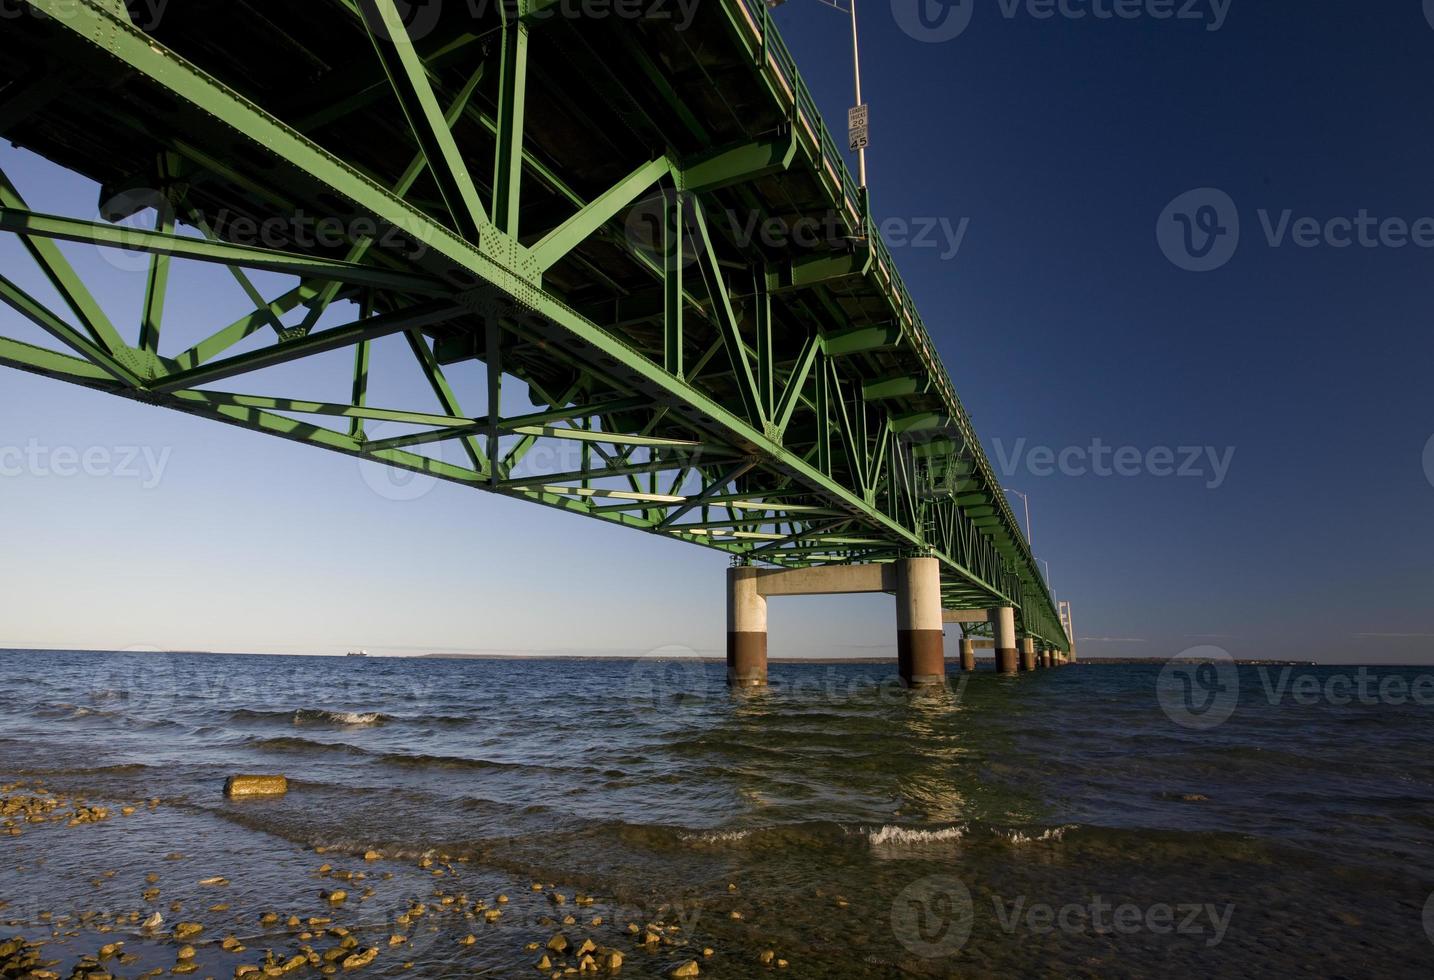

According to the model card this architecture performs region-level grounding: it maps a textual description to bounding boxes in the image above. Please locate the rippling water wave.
[2,650,1433,977]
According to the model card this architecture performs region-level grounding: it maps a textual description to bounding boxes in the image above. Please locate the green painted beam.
[0,208,440,294]
[150,301,465,393]
[356,0,489,242]
[823,323,903,357]
[890,411,948,435]
[531,156,671,273]
[168,390,469,428]
[767,251,872,294]
[683,136,796,194]
[0,274,143,386]
[862,374,929,399]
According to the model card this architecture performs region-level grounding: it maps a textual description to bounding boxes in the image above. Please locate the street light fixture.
[1001,487,1033,547]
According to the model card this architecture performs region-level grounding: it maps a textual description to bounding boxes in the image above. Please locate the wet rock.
[546,934,569,954]
[223,776,288,798]
[339,948,377,970]
[668,961,700,978]
[172,923,203,941]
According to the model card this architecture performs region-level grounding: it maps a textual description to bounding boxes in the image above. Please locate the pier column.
[1043,649,1055,669]
[1020,637,1038,672]
[959,638,977,673]
[993,606,1018,675]
[727,566,767,687]
[896,557,946,687]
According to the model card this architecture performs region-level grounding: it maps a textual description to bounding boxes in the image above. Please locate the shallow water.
[2,650,1433,977]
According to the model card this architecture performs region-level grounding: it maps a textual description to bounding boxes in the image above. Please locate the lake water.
[2,650,1432,977]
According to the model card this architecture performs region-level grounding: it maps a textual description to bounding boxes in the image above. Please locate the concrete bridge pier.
[726,566,768,688]
[896,557,946,687]
[994,607,1019,675]
[1020,637,1038,672]
[1043,649,1055,669]
[726,560,958,689]
[959,638,977,673]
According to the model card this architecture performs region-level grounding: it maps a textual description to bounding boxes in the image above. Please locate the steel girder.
[0,0,1068,648]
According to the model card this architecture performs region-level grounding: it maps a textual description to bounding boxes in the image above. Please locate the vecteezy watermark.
[1160,658,1434,732]
[1157,646,1239,730]
[1423,891,1434,946]
[1159,187,1434,272]
[356,419,465,503]
[1156,188,1240,273]
[0,440,171,489]
[625,645,711,710]
[889,0,1230,44]
[1422,434,1434,489]
[1254,666,1434,707]
[209,209,430,262]
[991,894,1234,947]
[355,0,703,41]
[891,876,975,957]
[0,0,171,30]
[624,191,969,267]
[992,437,1236,490]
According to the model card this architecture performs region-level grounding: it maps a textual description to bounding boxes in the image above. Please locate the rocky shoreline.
[1,782,792,980]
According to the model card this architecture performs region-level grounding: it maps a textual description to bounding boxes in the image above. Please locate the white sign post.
[847,104,869,153]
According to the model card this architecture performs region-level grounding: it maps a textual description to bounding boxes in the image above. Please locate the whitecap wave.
[677,829,753,844]
[864,824,967,846]
[292,709,388,726]
[998,826,1072,845]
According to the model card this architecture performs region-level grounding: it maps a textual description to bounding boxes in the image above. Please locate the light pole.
[767,0,867,189]
[1002,487,1032,548]
[846,0,866,188]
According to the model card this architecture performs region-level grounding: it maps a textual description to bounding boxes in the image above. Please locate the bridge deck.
[0,0,1066,646]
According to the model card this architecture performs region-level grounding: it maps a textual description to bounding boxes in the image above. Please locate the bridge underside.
[0,0,1067,649]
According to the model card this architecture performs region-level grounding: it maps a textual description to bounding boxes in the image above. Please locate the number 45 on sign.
[848,104,869,151]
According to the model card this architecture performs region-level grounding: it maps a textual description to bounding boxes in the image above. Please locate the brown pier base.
[960,638,977,673]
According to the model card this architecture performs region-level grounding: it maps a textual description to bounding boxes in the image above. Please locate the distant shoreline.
[0,649,1407,667]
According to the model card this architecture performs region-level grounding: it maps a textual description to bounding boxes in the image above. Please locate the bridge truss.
[0,0,1067,648]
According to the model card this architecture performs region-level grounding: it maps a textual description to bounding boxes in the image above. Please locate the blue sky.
[1,2,1430,662]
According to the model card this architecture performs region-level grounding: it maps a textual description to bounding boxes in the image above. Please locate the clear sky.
[1,2,1430,662]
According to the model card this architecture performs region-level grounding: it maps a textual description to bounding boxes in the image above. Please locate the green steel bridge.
[0,0,1070,673]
